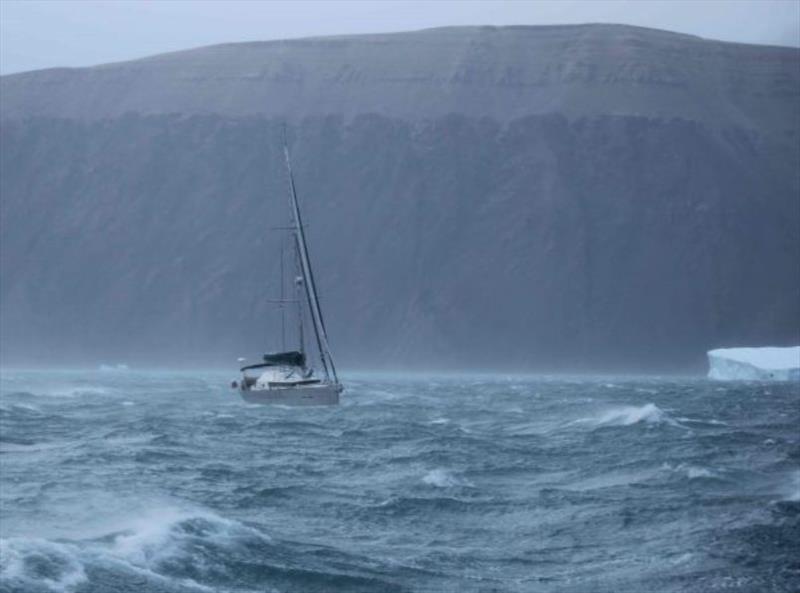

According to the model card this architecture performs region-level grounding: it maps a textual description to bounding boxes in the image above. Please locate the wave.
[2,385,113,399]
[0,440,77,455]
[0,506,266,593]
[1,502,416,593]
[675,416,728,427]
[574,403,680,428]
[369,495,480,515]
[0,538,87,593]
[566,463,723,492]
[421,469,472,488]
[107,507,239,566]
[663,463,719,480]
[44,385,112,398]
[684,466,715,479]
[0,402,42,415]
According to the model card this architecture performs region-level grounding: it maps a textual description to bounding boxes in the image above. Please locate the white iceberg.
[707,347,800,381]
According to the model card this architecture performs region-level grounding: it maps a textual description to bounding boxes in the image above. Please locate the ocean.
[0,370,798,593]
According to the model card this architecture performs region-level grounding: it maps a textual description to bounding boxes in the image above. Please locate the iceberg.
[707,347,800,381]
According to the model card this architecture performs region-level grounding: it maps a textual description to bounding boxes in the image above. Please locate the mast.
[280,242,286,351]
[282,136,339,384]
[294,243,305,357]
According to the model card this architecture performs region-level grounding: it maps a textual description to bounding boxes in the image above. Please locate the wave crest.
[576,403,679,428]
[0,506,267,592]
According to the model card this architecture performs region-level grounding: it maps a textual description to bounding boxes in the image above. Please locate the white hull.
[239,383,341,406]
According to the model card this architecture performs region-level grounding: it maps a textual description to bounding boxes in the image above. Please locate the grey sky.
[1,0,798,75]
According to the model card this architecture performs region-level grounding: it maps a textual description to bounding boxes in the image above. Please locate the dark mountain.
[1,25,798,371]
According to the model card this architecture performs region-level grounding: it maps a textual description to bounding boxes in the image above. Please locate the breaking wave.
[0,538,86,593]
[574,403,680,428]
[0,506,266,593]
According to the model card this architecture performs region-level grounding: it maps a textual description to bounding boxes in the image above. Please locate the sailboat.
[233,138,343,405]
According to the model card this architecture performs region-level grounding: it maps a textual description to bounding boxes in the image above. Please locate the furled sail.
[283,142,339,384]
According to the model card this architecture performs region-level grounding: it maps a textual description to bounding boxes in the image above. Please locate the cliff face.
[1,25,798,371]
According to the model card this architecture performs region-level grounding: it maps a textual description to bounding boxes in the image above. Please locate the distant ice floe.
[707,347,800,381]
[99,363,130,372]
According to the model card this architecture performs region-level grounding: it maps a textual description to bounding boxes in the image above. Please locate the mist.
[2,5,799,593]
[2,12,800,374]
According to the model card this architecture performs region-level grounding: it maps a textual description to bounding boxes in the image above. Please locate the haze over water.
[1,370,798,592]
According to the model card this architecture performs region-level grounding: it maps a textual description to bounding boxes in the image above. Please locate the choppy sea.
[0,370,798,593]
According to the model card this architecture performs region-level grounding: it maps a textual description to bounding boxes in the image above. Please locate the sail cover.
[262,351,306,367]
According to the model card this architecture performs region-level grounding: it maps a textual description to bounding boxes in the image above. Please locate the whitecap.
[635,387,659,394]
[110,507,194,566]
[576,403,679,428]
[100,505,268,571]
[685,466,714,479]
[37,385,111,398]
[661,463,718,480]
[675,416,728,426]
[4,504,270,591]
[422,469,471,488]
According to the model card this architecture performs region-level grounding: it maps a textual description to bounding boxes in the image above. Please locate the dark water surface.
[1,370,798,593]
